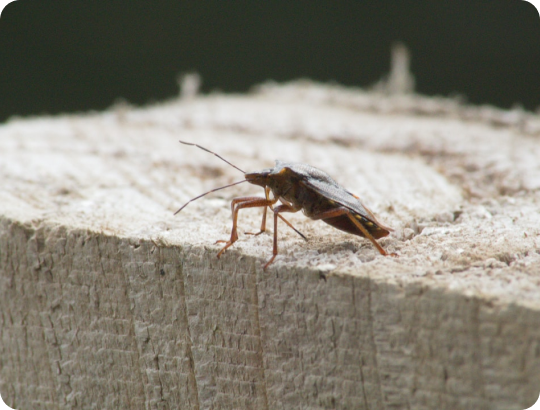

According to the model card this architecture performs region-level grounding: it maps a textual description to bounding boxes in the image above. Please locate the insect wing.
[303,177,380,217]
[290,164,392,231]
[304,178,393,237]
[275,162,392,235]
[286,162,374,217]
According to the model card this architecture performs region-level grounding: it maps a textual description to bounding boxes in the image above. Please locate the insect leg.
[245,187,270,236]
[264,204,301,271]
[310,207,392,256]
[216,196,277,258]
[246,187,307,241]
[276,215,307,241]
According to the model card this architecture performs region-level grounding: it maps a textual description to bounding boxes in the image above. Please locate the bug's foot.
[263,255,277,271]
[215,232,238,247]
[215,238,237,258]
[216,243,231,258]
[245,230,265,236]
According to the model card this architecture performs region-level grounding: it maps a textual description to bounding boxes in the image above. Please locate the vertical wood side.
[1,218,540,409]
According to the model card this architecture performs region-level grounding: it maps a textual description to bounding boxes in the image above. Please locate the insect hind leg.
[310,207,395,257]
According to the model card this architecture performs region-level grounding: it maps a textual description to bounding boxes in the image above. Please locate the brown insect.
[175,140,395,270]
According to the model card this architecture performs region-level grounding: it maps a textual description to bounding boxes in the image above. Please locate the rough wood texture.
[1,82,540,410]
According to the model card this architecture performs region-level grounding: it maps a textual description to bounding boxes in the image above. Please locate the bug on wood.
[175,140,395,270]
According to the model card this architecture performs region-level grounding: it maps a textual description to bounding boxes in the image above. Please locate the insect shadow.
[175,140,396,270]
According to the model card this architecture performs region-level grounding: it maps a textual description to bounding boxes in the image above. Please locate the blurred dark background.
[1,0,539,123]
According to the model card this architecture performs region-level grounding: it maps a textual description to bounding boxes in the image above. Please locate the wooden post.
[1,82,540,409]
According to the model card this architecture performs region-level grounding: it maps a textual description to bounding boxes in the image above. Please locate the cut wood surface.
[1,81,540,410]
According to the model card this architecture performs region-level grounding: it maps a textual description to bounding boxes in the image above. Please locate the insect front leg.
[245,186,308,241]
[216,196,277,258]
[245,187,271,236]
[263,203,301,271]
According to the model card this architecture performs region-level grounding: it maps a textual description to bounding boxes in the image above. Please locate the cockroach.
[175,140,395,270]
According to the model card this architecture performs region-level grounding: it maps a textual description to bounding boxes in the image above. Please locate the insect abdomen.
[322,214,390,239]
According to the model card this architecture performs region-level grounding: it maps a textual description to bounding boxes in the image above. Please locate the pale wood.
[1,82,540,410]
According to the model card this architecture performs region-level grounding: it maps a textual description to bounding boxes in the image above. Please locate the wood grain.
[1,82,540,409]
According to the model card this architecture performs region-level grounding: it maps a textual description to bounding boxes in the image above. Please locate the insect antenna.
[179,140,245,174]
[173,179,248,215]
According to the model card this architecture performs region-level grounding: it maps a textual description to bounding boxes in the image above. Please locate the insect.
[175,140,395,270]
